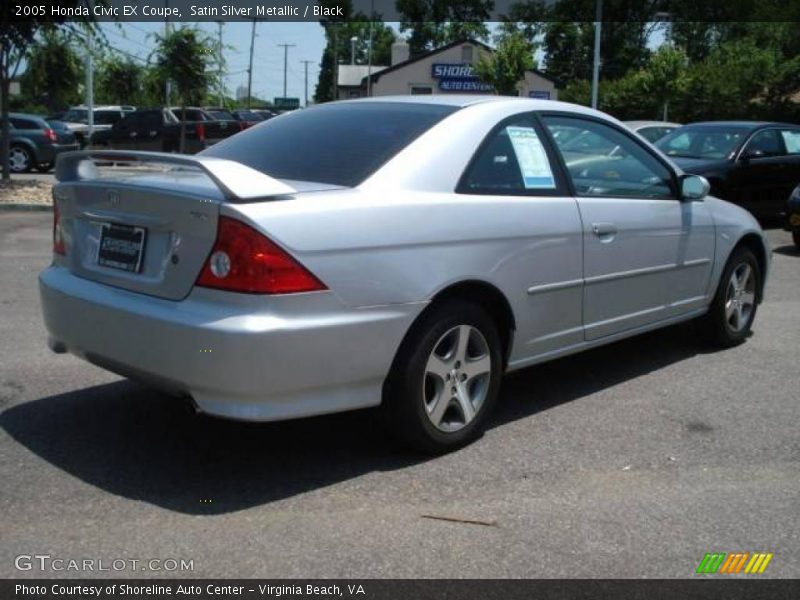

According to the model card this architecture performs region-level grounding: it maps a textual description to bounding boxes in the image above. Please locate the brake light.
[53,200,65,255]
[196,123,205,142]
[196,217,326,294]
[44,128,58,143]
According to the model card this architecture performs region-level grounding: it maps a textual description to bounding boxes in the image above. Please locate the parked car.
[624,120,681,143]
[60,105,134,147]
[787,184,800,248]
[40,97,769,453]
[168,107,243,142]
[95,108,240,154]
[0,112,79,172]
[230,109,266,129]
[655,121,800,218]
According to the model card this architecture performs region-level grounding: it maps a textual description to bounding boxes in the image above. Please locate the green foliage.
[474,33,535,96]
[396,0,492,57]
[314,0,396,104]
[150,26,213,108]
[95,56,144,106]
[19,29,84,112]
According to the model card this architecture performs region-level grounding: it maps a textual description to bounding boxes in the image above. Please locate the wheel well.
[427,281,516,366]
[734,233,767,302]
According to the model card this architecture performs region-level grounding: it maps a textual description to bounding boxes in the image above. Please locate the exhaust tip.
[48,337,67,354]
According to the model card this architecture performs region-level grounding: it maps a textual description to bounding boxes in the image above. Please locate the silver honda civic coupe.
[39,96,770,452]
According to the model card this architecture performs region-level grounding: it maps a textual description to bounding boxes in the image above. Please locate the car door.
[733,128,789,217]
[137,111,164,152]
[457,113,584,360]
[540,114,715,341]
[109,114,138,150]
[778,128,800,205]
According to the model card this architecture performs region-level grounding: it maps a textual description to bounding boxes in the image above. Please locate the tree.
[314,0,395,104]
[474,33,535,96]
[397,0,492,58]
[638,46,689,121]
[20,30,83,113]
[0,2,99,180]
[95,56,144,106]
[150,26,213,152]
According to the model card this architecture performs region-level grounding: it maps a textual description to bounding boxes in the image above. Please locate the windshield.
[201,102,459,187]
[207,110,235,121]
[656,127,749,159]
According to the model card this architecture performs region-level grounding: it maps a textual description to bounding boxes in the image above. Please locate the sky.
[95,20,375,103]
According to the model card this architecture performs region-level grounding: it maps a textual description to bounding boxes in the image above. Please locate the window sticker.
[781,130,800,154]
[506,126,556,189]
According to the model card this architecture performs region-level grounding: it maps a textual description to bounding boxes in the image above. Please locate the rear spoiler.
[54,150,297,201]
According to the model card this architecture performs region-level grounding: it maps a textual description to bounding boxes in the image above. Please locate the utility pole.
[366,0,374,96]
[301,60,313,107]
[165,1,171,107]
[85,32,94,142]
[216,21,224,107]
[277,43,296,98]
[247,19,257,108]
[590,0,602,109]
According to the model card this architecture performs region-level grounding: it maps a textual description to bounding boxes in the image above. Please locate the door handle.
[592,222,617,242]
[149,131,157,136]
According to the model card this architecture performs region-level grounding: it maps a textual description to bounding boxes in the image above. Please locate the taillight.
[44,128,58,143]
[196,217,326,294]
[196,123,206,142]
[53,200,65,255]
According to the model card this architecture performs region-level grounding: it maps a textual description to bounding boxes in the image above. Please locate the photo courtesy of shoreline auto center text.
[1,0,799,598]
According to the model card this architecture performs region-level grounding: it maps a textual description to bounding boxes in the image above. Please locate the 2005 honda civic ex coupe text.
[39,97,770,452]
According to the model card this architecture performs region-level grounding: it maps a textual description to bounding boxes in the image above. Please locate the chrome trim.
[585,259,712,285]
[527,278,583,295]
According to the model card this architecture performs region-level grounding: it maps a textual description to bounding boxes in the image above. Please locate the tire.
[793,230,800,249]
[9,145,33,173]
[698,246,760,347]
[35,162,54,173]
[381,300,504,453]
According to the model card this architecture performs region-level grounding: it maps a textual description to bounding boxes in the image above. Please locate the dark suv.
[1,113,79,173]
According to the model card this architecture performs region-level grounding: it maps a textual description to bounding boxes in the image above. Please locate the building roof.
[365,38,555,85]
[337,64,388,88]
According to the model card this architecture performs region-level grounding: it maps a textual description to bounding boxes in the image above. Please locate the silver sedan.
[39,97,770,452]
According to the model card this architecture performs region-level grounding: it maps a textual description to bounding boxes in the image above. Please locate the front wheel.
[698,247,760,347]
[381,301,503,453]
[35,162,54,173]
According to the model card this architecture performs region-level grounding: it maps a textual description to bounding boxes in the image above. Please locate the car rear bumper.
[39,265,423,421]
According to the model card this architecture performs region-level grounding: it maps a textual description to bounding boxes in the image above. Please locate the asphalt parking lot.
[0,212,798,579]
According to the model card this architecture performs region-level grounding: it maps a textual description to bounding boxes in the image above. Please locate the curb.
[0,204,53,212]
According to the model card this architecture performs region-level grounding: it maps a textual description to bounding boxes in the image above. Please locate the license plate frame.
[97,222,147,273]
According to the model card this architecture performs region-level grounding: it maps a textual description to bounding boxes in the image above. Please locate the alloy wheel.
[9,147,31,172]
[724,262,756,332]
[422,324,492,433]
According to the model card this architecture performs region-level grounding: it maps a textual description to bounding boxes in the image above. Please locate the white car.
[40,97,769,452]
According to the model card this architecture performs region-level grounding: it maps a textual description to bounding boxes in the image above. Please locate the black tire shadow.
[772,244,799,257]
[1,322,721,515]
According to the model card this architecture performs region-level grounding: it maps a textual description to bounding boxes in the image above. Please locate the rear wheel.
[698,247,760,347]
[381,301,503,453]
[9,145,33,173]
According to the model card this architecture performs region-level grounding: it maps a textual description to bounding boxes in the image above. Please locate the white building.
[359,39,558,99]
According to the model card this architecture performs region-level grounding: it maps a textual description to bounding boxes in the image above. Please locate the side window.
[460,116,558,194]
[743,129,784,158]
[543,115,675,199]
[10,118,38,130]
[779,129,800,155]
[142,112,162,129]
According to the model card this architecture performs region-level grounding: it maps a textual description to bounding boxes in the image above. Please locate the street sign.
[274,97,300,110]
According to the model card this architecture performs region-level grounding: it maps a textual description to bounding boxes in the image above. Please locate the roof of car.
[625,120,681,129]
[684,121,797,129]
[8,112,47,123]
[337,95,603,114]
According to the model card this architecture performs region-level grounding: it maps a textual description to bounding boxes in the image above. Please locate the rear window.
[10,117,42,130]
[201,102,459,187]
[207,110,235,121]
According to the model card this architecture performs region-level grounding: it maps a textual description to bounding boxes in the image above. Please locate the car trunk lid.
[54,151,296,300]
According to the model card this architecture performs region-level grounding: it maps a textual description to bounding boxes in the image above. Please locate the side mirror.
[680,174,710,201]
[740,148,765,161]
